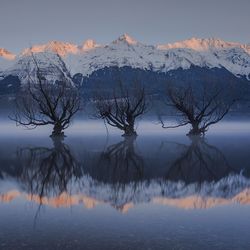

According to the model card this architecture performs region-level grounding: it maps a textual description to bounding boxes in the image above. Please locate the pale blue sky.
[0,0,249,53]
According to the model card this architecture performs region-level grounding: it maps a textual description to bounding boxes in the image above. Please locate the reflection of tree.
[16,138,82,199]
[87,137,144,184]
[164,136,234,183]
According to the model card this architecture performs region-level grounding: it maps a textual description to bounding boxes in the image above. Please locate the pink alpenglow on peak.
[157,37,250,54]
[112,33,138,45]
[81,39,99,51]
[21,41,79,57]
[1,35,250,81]
[0,48,16,60]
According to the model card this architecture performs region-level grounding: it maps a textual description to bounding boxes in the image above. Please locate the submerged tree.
[12,55,81,137]
[159,83,236,136]
[95,82,147,137]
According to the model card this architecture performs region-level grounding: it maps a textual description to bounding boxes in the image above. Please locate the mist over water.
[1,119,250,249]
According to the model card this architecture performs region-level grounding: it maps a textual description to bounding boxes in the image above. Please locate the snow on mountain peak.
[113,34,138,45]
[21,41,79,57]
[157,37,250,54]
[81,39,99,51]
[2,36,250,82]
[0,48,16,60]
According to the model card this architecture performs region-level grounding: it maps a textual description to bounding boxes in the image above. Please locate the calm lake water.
[1,120,250,250]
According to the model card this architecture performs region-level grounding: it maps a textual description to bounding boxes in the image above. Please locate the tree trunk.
[51,123,64,137]
[187,122,202,136]
[122,124,137,137]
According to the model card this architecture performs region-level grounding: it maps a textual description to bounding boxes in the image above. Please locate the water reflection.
[164,136,234,183]
[0,135,250,211]
[86,137,144,184]
[16,138,83,200]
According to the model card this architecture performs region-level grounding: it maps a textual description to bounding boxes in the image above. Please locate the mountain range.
[0,34,250,96]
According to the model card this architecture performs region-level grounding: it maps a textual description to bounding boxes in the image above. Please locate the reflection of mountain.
[2,175,250,211]
[0,137,250,211]
[0,191,102,209]
[152,188,250,209]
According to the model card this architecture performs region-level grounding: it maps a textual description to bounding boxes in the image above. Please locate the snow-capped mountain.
[157,37,250,53]
[0,48,16,76]
[21,41,79,57]
[0,34,250,86]
[0,48,16,60]
[9,52,71,83]
[68,34,250,79]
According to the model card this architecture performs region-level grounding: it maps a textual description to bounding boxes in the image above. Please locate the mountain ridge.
[1,34,249,56]
[0,34,250,85]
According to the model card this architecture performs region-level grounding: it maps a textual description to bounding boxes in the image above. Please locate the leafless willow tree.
[159,83,236,136]
[12,55,81,137]
[95,82,147,137]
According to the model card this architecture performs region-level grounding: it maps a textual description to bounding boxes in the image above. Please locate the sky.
[0,0,249,53]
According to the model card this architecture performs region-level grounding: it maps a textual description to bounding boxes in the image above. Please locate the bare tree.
[159,83,236,136]
[95,82,147,137]
[12,55,81,137]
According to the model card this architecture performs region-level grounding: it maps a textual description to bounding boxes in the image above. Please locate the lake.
[0,120,250,249]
